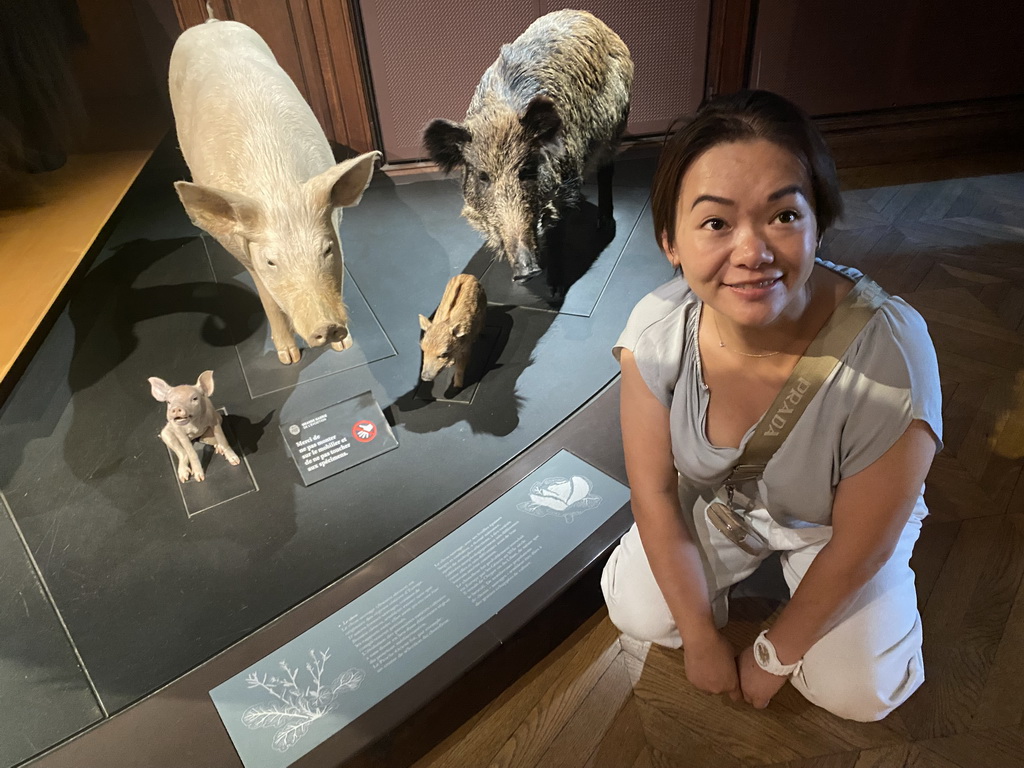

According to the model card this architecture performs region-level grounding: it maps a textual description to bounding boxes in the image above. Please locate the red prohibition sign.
[352,421,377,442]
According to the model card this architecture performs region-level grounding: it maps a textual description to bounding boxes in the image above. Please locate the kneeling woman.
[602,90,942,722]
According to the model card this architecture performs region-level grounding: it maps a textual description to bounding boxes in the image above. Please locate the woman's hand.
[683,631,741,701]
[737,645,789,708]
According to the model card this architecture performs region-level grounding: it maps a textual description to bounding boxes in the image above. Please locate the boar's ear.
[520,96,562,147]
[308,150,381,209]
[424,119,472,174]
[196,370,215,397]
[175,182,263,240]
[148,377,171,403]
[418,314,432,332]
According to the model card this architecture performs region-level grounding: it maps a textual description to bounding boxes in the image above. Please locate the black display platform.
[0,146,671,768]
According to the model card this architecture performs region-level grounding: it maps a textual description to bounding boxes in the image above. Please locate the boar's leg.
[250,271,301,364]
[452,353,468,390]
[211,423,241,466]
[597,163,614,230]
[161,426,205,483]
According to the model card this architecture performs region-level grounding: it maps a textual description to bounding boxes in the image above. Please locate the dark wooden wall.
[707,0,1024,166]
[163,0,1024,167]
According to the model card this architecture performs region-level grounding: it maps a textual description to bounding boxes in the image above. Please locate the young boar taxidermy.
[419,274,487,390]
[424,10,633,282]
[169,15,380,364]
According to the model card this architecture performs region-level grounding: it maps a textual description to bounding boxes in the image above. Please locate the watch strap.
[753,630,803,677]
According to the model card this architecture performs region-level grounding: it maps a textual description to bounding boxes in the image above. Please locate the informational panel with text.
[210,450,629,768]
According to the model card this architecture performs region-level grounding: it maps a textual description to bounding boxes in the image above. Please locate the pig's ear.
[175,182,263,240]
[520,96,562,147]
[424,119,472,174]
[196,370,215,397]
[418,314,432,332]
[148,377,171,402]
[452,323,469,338]
[309,151,381,210]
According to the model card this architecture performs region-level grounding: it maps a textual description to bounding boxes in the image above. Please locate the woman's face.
[663,139,819,329]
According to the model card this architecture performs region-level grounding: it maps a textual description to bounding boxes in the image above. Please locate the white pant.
[601,504,925,722]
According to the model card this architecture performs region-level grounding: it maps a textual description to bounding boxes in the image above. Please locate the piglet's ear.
[418,314,432,332]
[148,377,171,403]
[308,151,381,210]
[175,182,263,240]
[520,96,562,147]
[424,119,472,174]
[196,370,215,397]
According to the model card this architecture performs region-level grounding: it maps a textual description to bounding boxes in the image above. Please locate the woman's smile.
[724,275,783,292]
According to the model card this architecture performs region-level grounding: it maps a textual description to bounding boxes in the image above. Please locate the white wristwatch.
[753,630,802,677]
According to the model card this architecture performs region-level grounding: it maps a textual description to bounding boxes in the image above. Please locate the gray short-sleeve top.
[614,260,943,527]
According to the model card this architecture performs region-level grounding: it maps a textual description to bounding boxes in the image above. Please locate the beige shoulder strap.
[725,275,889,485]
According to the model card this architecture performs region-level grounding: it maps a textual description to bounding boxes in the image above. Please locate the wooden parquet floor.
[390,168,1024,768]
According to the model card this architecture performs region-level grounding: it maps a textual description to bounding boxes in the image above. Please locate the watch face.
[756,641,771,667]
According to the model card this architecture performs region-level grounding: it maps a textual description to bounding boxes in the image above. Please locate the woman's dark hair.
[651,90,843,249]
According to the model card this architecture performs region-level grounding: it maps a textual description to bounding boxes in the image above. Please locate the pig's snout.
[169,406,190,424]
[309,323,348,347]
[511,243,541,282]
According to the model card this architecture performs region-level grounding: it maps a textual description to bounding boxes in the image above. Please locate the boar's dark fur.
[424,10,633,282]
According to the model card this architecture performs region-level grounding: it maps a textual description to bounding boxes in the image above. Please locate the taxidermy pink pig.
[149,370,239,483]
[419,273,487,389]
[169,14,380,364]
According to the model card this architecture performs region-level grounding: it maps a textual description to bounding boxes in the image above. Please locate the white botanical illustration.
[517,475,602,522]
[242,649,365,753]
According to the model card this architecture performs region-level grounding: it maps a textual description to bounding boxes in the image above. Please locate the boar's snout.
[309,323,348,347]
[420,360,442,382]
[511,243,541,282]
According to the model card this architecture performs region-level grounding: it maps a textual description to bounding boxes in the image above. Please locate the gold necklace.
[712,311,781,358]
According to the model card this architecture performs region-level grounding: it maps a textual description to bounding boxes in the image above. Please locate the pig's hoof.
[277,346,301,364]
[331,336,354,352]
[194,471,205,482]
[227,454,241,466]
[178,470,191,483]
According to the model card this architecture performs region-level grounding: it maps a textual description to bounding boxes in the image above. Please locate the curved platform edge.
[25,379,631,768]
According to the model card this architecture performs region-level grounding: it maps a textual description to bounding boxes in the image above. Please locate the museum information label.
[210,450,629,768]
[280,391,398,486]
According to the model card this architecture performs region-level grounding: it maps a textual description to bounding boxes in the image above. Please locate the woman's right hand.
[683,630,741,700]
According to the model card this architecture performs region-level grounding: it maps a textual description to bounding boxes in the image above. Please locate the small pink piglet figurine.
[148,370,240,483]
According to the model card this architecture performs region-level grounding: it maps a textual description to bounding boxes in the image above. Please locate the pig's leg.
[330,336,354,352]
[597,163,614,229]
[330,260,353,352]
[161,427,204,483]
[211,423,241,465]
[250,271,302,364]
